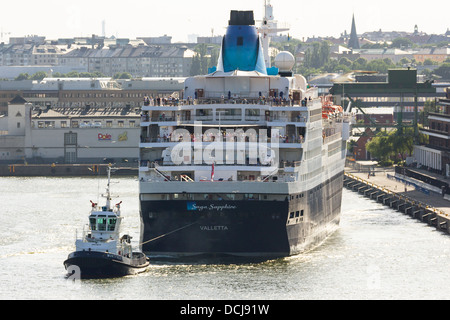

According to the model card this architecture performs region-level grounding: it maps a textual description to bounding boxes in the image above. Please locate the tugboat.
[64,167,149,279]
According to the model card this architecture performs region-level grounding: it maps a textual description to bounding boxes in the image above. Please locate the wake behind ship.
[138,6,351,259]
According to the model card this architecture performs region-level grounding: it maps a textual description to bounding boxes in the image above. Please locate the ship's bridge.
[89,211,121,233]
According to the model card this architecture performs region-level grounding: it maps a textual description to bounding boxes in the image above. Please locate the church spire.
[348,14,360,49]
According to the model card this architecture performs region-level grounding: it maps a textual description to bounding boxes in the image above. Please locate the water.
[1,176,450,300]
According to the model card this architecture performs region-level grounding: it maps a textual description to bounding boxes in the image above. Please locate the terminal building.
[0,96,140,164]
[0,77,185,115]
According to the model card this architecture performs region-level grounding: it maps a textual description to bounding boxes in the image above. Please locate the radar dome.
[274,51,295,72]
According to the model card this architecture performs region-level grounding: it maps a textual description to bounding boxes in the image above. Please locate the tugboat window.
[89,217,96,231]
[97,216,107,231]
[107,218,117,231]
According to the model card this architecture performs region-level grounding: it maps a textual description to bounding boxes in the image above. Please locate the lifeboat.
[321,95,343,119]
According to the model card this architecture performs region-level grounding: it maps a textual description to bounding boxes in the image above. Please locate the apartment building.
[354,48,414,63]
[1,44,34,66]
[59,45,196,77]
[0,39,196,78]
[413,48,450,64]
[415,92,450,175]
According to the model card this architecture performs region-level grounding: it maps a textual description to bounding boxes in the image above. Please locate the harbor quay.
[344,166,450,235]
[0,163,137,176]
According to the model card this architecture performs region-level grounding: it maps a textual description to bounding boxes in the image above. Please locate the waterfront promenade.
[345,166,450,217]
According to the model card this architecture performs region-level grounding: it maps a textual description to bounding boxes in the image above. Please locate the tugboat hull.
[64,251,149,279]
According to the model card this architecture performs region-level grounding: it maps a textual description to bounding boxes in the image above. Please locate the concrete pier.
[0,164,138,177]
[344,168,450,235]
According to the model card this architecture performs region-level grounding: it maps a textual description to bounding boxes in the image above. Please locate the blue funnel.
[217,11,267,75]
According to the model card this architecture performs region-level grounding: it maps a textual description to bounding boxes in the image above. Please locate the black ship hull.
[64,251,149,279]
[139,171,344,260]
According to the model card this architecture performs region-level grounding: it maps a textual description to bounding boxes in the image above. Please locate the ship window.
[107,218,117,231]
[97,216,107,231]
[295,211,300,217]
[89,217,96,231]
[289,212,295,219]
[237,37,244,46]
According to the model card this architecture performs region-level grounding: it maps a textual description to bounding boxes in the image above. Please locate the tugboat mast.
[104,166,112,211]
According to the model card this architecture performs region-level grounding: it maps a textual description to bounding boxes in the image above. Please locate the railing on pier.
[344,172,448,218]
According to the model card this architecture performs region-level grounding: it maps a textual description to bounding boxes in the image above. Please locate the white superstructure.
[138,6,350,258]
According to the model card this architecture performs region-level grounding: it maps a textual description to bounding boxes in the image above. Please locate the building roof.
[412,48,450,55]
[33,106,140,119]
[354,48,412,56]
[37,77,121,90]
[348,14,360,49]
[63,45,195,59]
[9,95,28,104]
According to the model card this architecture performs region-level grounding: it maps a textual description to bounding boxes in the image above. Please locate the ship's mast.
[105,166,112,210]
[258,0,289,68]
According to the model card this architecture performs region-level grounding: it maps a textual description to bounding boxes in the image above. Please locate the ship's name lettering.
[200,226,229,231]
[192,204,237,211]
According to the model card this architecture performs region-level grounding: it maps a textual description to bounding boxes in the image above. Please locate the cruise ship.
[138,7,351,259]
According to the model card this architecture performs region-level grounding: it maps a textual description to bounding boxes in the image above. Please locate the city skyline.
[1,0,449,43]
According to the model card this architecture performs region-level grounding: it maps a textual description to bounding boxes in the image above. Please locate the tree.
[383,58,394,66]
[190,54,201,76]
[15,73,30,81]
[79,72,94,78]
[189,43,220,75]
[319,41,330,67]
[366,58,394,73]
[398,58,411,66]
[30,71,48,81]
[366,133,393,162]
[420,99,437,126]
[52,72,66,78]
[423,59,436,66]
[322,59,351,74]
[351,57,368,70]
[339,57,353,67]
[91,71,106,78]
[391,37,413,49]
[361,42,386,49]
[66,71,80,78]
[421,68,433,79]
[208,46,220,71]
[433,63,450,80]
[366,128,427,165]
[304,42,329,69]
[113,72,132,79]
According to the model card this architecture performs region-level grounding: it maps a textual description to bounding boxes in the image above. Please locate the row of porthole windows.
[290,193,305,200]
[289,210,304,219]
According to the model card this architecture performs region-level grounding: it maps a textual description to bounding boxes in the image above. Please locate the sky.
[1,0,449,43]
